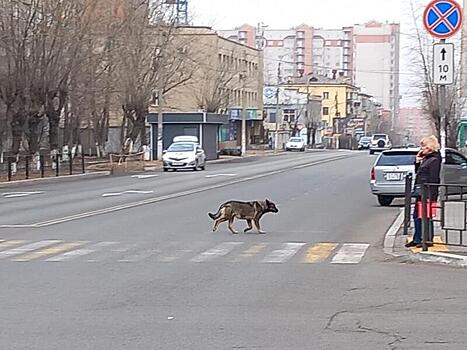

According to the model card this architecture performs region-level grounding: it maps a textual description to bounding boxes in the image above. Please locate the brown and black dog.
[208,199,279,234]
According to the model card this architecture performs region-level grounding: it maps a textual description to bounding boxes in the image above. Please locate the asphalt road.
[1,150,467,349]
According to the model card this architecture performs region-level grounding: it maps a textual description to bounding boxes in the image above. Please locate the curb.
[383,207,467,267]
[0,171,111,188]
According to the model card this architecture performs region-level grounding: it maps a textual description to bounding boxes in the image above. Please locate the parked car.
[369,134,392,154]
[162,136,206,172]
[358,136,372,150]
[285,137,306,152]
[370,148,467,206]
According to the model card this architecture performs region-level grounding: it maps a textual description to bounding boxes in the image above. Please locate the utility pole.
[274,63,281,153]
[241,78,247,156]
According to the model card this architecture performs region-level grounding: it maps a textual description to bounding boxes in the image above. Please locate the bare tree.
[407,0,464,147]
[117,0,194,152]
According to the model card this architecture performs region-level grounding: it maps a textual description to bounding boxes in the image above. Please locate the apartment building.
[219,21,399,119]
[164,26,264,149]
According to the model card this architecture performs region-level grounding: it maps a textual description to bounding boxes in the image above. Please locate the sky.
[189,0,426,108]
[190,0,405,29]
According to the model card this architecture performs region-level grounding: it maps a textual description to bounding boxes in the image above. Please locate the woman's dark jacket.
[414,152,442,200]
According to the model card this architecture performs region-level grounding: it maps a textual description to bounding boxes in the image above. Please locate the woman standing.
[405,135,442,248]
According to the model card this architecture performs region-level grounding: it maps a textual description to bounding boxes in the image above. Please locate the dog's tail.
[208,207,222,220]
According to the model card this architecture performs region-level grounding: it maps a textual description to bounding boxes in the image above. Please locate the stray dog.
[208,199,279,234]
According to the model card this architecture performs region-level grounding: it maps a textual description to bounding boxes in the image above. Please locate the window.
[269,112,277,123]
[323,107,329,115]
[446,151,467,165]
[323,92,329,100]
[283,109,296,122]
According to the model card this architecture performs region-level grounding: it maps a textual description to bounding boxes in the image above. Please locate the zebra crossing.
[0,239,371,265]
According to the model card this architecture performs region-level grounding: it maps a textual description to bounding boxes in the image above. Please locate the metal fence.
[404,175,467,251]
[0,151,86,182]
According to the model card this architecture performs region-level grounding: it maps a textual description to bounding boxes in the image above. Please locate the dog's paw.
[258,230,266,234]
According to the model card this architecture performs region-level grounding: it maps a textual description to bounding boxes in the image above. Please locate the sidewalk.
[384,208,467,267]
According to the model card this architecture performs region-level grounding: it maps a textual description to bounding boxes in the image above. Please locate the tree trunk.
[10,112,24,155]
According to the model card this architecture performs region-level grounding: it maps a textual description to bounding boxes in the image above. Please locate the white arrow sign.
[433,43,454,85]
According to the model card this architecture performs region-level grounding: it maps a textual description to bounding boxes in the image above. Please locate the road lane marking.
[232,243,268,262]
[46,242,118,262]
[5,154,351,228]
[205,174,237,178]
[102,190,154,197]
[131,174,159,179]
[119,249,160,262]
[0,240,27,251]
[86,243,137,262]
[331,244,370,264]
[303,243,338,263]
[12,242,87,262]
[0,240,61,259]
[2,191,43,198]
[261,243,306,263]
[191,242,244,262]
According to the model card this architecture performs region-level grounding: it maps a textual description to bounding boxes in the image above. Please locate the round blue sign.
[423,0,463,39]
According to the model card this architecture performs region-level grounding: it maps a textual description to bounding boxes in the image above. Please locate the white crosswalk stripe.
[46,242,118,262]
[191,242,244,262]
[261,243,306,263]
[0,240,61,259]
[331,244,370,264]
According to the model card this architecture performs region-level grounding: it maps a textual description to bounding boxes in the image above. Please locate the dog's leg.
[213,218,228,232]
[244,219,253,233]
[254,218,266,234]
[228,217,238,234]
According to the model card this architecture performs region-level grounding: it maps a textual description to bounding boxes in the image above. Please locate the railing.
[0,151,87,182]
[404,178,467,251]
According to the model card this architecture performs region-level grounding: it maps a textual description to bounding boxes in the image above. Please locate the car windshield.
[360,137,371,142]
[289,138,303,142]
[373,134,387,139]
[167,143,194,152]
[377,152,417,166]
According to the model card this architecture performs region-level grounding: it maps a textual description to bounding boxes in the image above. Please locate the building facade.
[163,26,264,150]
[219,21,399,120]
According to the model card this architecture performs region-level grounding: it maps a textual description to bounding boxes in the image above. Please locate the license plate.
[385,172,404,181]
[172,162,184,166]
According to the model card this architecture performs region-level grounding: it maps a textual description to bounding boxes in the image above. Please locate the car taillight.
[371,167,375,181]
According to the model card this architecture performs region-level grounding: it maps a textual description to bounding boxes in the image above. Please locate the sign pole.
[440,38,447,199]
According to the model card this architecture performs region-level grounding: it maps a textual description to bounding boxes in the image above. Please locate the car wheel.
[377,195,394,206]
[300,147,305,152]
[163,168,168,172]
[369,150,374,155]
[200,163,206,171]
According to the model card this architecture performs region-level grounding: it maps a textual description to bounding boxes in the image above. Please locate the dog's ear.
[265,199,270,205]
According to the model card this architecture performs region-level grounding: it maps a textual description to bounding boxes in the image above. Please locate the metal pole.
[274,63,281,153]
[421,185,429,252]
[81,151,85,174]
[69,150,73,175]
[7,157,12,181]
[55,154,60,177]
[439,38,447,200]
[403,173,413,235]
[241,86,247,156]
[40,154,45,178]
[25,156,29,180]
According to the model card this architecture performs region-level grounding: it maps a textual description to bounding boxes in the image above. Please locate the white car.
[285,137,306,152]
[369,134,392,154]
[162,137,206,172]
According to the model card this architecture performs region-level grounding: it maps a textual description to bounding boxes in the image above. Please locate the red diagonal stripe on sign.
[429,4,457,32]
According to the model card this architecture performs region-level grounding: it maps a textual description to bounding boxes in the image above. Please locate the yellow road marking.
[0,240,26,251]
[12,242,86,262]
[408,236,449,253]
[236,243,268,260]
[303,243,338,263]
